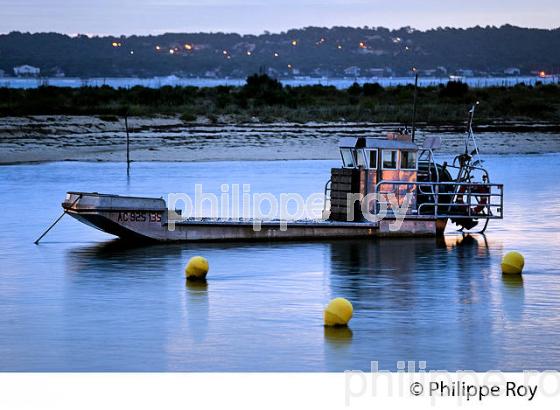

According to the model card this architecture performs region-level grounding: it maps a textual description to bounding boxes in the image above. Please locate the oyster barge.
[62,114,503,242]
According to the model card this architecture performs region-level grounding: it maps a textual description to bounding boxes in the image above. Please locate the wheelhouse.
[327,129,503,233]
[336,134,418,214]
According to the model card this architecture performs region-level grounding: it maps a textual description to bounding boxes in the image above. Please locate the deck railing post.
[467,185,472,217]
[435,183,439,217]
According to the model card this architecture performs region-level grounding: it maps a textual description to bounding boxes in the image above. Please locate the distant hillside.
[0,25,559,78]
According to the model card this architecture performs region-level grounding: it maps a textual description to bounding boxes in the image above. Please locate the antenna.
[411,68,419,142]
[465,101,480,156]
[466,101,478,132]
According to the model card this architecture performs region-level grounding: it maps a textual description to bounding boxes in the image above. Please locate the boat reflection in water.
[61,234,533,371]
[323,234,516,371]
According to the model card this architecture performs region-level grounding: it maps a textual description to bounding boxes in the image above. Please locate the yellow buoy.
[185,256,209,280]
[501,251,524,275]
[324,297,353,327]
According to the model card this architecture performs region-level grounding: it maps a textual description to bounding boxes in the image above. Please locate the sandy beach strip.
[1,115,560,164]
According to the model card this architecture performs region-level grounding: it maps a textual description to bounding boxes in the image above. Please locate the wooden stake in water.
[125,114,130,175]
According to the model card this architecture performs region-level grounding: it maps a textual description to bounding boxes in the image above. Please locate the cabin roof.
[338,137,418,150]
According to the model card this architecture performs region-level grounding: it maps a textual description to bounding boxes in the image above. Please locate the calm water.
[0,156,559,371]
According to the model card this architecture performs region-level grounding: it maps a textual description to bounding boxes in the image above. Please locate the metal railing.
[374,180,503,219]
[322,179,332,219]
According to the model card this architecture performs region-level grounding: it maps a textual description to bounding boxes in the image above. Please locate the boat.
[61,105,503,242]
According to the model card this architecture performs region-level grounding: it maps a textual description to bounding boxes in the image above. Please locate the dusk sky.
[0,0,558,35]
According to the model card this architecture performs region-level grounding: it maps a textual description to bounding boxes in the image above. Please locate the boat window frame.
[400,150,418,170]
[363,148,378,169]
[340,148,357,168]
[381,149,399,170]
[356,149,368,168]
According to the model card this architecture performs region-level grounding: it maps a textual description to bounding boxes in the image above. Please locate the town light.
[287,64,292,69]
[359,41,366,49]
[169,49,175,54]
[291,40,297,46]
[246,51,252,56]
[155,45,161,51]
[222,50,228,55]
[273,52,279,57]
[538,70,546,78]
[130,50,134,55]
[184,43,193,50]
[111,42,121,47]
[337,44,342,49]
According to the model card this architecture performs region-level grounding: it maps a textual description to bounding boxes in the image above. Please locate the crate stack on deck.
[328,168,363,222]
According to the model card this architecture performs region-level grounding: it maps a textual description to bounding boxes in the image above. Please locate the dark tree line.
[1,74,558,124]
[0,26,559,78]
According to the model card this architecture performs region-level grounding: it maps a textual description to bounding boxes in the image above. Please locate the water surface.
[1,75,556,89]
[0,156,559,371]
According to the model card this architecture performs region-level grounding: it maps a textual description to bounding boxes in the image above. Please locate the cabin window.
[364,149,377,169]
[340,148,356,168]
[356,149,367,167]
[382,150,398,169]
[400,150,417,170]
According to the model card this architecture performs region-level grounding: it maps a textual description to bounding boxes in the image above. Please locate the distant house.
[204,69,218,78]
[449,75,465,82]
[312,68,332,77]
[420,69,438,77]
[266,67,280,77]
[230,69,245,78]
[343,66,361,76]
[456,69,474,77]
[13,65,40,77]
[437,66,448,75]
[366,68,385,77]
[52,67,65,78]
[504,67,521,76]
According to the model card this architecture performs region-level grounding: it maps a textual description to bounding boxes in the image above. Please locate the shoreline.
[3,152,560,167]
[1,115,560,164]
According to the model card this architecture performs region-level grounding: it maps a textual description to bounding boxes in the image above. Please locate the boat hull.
[63,192,439,242]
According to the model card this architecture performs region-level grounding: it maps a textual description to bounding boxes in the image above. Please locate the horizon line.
[2,23,560,38]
